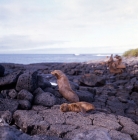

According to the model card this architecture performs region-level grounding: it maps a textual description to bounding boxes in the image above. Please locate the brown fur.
[108,64,123,74]
[114,55,122,64]
[60,102,95,113]
[114,55,126,69]
[107,54,125,74]
[51,70,79,103]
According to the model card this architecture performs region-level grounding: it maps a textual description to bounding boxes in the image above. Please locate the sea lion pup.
[60,102,95,113]
[51,70,79,103]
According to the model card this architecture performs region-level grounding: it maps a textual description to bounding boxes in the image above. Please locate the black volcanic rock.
[13,110,48,134]
[116,89,130,103]
[37,74,52,89]
[0,90,9,99]
[33,87,44,95]
[0,70,22,88]
[0,126,61,140]
[44,87,62,98]
[109,130,132,140]
[118,115,138,140]
[92,113,122,130]
[107,96,127,116]
[8,89,18,99]
[34,92,57,107]
[18,100,32,110]
[0,110,12,125]
[1,58,138,139]
[134,81,138,92]
[0,64,5,77]
[0,126,31,140]
[13,108,136,140]
[80,74,106,87]
[131,92,138,105]
[16,71,38,92]
[76,90,94,102]
[17,89,33,103]
[0,99,19,113]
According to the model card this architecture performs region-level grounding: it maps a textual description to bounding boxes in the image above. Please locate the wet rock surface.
[0,57,138,140]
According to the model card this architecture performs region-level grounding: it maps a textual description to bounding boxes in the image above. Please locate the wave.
[95,54,111,56]
[74,54,80,56]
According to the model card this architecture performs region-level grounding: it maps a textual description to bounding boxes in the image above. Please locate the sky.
[0,0,138,54]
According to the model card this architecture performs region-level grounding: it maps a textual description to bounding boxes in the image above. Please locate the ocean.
[0,54,119,64]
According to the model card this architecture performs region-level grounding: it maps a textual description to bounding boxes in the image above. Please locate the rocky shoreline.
[0,57,138,140]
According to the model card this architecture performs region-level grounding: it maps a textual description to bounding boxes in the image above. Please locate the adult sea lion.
[60,102,95,113]
[107,54,123,74]
[114,55,126,69]
[51,70,79,103]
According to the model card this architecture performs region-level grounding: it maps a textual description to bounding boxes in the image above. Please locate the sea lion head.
[51,70,64,79]
[114,55,121,60]
[60,103,69,112]
[109,54,113,62]
[114,54,119,58]
[107,54,113,66]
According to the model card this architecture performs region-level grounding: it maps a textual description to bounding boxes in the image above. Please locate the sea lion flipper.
[80,107,86,113]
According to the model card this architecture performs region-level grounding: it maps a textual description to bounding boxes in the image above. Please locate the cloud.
[0,35,137,54]
[56,0,138,25]
[0,0,138,54]
[0,35,67,53]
